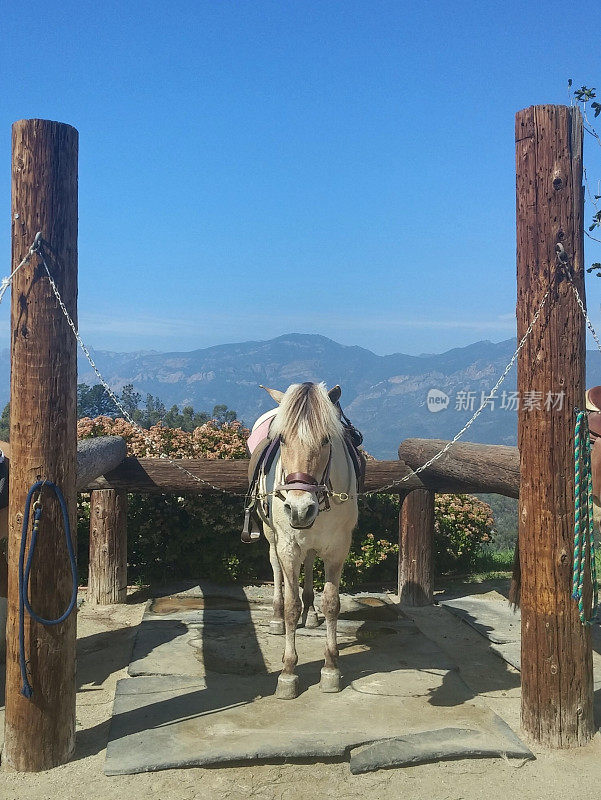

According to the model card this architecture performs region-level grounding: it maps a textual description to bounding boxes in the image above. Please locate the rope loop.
[18,480,78,698]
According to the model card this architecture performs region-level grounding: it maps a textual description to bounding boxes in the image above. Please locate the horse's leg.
[276,554,302,699]
[268,538,285,635]
[320,559,344,693]
[301,549,319,628]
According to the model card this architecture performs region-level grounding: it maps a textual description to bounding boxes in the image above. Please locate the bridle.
[274,439,333,513]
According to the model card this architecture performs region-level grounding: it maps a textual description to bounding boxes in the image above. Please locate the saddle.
[581,386,601,446]
[241,408,366,543]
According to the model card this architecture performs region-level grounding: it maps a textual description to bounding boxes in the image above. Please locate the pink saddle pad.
[247,409,278,454]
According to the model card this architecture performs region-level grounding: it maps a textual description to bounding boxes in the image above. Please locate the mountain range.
[1,333,600,459]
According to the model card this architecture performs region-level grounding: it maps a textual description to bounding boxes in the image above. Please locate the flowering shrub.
[77,416,260,585]
[433,494,494,574]
[76,418,493,587]
[77,416,249,459]
[312,532,399,591]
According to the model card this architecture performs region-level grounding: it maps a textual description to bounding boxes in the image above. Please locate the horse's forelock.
[272,382,342,449]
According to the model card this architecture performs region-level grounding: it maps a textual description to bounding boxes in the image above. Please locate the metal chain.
[361,287,551,495]
[557,243,601,356]
[31,237,248,498]
[7,233,557,503]
[0,232,42,303]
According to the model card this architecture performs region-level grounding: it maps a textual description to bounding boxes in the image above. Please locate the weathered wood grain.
[85,457,416,494]
[5,119,79,770]
[75,436,127,491]
[88,490,128,605]
[398,439,520,497]
[516,105,593,746]
[399,489,434,606]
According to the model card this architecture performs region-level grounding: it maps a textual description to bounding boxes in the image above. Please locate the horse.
[256,382,359,699]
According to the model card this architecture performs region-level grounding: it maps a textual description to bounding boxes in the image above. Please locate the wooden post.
[398,489,434,606]
[88,489,128,604]
[0,524,7,660]
[516,105,593,746]
[3,120,78,771]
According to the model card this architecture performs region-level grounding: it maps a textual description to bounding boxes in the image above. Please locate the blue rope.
[18,480,78,698]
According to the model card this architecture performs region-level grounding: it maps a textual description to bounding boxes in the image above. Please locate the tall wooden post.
[3,120,78,771]
[398,489,434,606]
[516,105,593,746]
[88,489,128,604]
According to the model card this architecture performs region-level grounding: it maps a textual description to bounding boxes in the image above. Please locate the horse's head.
[262,382,343,529]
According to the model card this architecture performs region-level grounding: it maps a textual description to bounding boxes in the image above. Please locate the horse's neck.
[329,435,355,494]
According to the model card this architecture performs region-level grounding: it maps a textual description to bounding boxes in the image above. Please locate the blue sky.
[1,0,601,356]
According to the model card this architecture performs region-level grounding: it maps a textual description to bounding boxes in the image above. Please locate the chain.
[361,287,551,495]
[0,231,42,303]
[556,243,601,356]
[6,233,557,503]
[32,238,248,498]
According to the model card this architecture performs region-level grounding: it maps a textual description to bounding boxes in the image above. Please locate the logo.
[427,388,449,413]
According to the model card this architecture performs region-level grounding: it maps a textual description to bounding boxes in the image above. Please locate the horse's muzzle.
[283,498,319,529]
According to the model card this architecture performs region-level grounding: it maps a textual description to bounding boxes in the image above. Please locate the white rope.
[0,232,42,304]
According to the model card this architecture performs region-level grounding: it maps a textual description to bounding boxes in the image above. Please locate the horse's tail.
[508,539,521,609]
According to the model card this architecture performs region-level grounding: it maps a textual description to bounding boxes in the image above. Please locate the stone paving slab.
[441,594,601,680]
[440,595,522,669]
[349,716,533,774]
[104,588,533,775]
[105,672,532,775]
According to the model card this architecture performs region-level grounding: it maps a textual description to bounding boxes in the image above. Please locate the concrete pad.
[104,590,533,775]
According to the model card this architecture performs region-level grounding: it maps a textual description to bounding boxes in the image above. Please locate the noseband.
[275,442,333,513]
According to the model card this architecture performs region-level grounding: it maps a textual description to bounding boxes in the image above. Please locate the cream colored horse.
[259,383,359,699]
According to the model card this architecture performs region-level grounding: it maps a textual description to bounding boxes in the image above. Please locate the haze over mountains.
[2,333,600,459]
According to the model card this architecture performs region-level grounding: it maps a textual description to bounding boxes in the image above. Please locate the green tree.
[119,384,142,418]
[163,404,210,431]
[77,383,118,418]
[0,402,9,441]
[212,404,237,426]
[137,394,166,428]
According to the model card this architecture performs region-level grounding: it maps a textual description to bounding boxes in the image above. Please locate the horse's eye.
[279,436,285,445]
[322,437,329,447]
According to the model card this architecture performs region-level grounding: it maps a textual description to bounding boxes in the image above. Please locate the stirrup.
[241,507,262,543]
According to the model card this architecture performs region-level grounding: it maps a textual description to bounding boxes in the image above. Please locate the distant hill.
[1,333,601,459]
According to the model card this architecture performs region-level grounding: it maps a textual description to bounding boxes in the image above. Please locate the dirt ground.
[1,590,601,800]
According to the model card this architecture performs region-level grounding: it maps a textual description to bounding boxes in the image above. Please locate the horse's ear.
[260,385,284,404]
[328,385,341,404]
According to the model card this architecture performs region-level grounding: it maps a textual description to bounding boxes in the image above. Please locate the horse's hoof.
[269,619,285,635]
[320,667,341,693]
[304,611,319,628]
[276,673,299,699]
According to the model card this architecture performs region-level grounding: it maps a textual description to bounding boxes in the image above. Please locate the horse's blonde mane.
[271,382,343,450]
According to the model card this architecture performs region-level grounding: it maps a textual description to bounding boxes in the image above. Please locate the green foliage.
[76,483,496,591]
[76,382,238,430]
[77,383,118,418]
[0,402,9,441]
[476,493,517,551]
[433,494,495,575]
